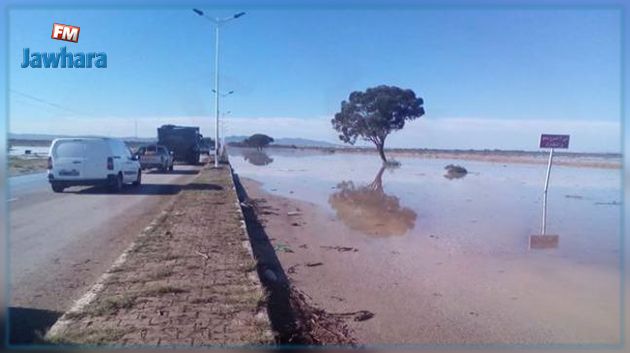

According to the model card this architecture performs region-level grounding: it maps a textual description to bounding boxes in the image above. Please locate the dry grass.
[47,328,132,345]
[159,253,180,261]
[66,294,138,320]
[140,285,188,297]
[146,268,174,281]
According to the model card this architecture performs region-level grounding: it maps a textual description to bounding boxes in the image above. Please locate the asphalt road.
[8,165,203,344]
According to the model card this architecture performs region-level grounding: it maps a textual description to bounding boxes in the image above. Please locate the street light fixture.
[211,89,235,98]
[193,9,245,168]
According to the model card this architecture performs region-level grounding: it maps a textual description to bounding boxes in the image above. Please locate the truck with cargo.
[157,125,202,165]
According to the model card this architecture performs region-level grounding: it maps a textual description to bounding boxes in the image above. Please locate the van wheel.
[51,183,65,193]
[132,170,141,186]
[109,173,123,193]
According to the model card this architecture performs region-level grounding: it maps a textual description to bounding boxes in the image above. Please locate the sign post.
[541,147,553,235]
[530,134,569,249]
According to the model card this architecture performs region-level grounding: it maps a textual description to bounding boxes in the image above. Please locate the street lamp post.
[212,90,233,157]
[221,110,231,151]
[193,9,245,168]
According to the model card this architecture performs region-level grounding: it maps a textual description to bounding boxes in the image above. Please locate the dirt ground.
[45,166,273,346]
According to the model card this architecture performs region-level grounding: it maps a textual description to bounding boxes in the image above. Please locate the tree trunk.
[376,143,387,163]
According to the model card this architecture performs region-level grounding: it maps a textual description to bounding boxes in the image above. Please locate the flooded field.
[8,145,49,156]
[230,147,622,345]
[231,148,620,265]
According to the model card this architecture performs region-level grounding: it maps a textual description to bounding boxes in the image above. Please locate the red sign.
[51,23,80,43]
[540,134,570,149]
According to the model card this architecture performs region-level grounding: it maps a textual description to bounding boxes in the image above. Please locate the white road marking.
[8,198,18,202]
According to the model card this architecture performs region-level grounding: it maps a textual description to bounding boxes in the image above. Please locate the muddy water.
[230,147,622,344]
[9,145,49,156]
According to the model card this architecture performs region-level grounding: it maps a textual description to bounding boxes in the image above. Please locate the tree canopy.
[244,134,274,150]
[331,85,424,163]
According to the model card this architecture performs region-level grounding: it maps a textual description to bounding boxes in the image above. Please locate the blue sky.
[8,7,622,152]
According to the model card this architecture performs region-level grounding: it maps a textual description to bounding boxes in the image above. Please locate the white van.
[48,138,142,193]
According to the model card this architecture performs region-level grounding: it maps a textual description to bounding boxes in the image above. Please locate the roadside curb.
[226,163,275,340]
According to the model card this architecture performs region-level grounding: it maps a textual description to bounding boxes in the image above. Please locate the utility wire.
[9,89,94,117]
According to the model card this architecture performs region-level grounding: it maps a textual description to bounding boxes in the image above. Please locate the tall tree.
[244,134,274,150]
[332,85,424,163]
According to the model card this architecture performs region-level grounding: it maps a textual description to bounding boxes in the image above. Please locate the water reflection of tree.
[242,149,274,166]
[328,166,417,237]
[443,164,467,180]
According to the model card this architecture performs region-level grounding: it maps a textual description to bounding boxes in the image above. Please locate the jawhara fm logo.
[21,23,107,69]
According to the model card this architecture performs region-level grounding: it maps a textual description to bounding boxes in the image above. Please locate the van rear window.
[54,141,85,158]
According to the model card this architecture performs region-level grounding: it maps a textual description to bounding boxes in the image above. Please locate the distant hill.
[10,132,338,149]
[10,133,156,143]
[10,133,83,140]
[10,133,337,148]
[224,135,338,148]
[272,137,338,147]
[225,135,249,143]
